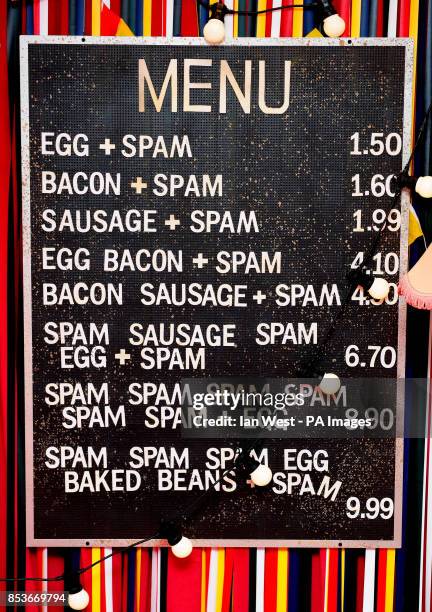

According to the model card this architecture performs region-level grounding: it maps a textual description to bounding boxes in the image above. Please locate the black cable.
[197,0,320,16]
[0,440,261,583]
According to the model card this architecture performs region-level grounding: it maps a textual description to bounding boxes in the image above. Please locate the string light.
[67,585,90,611]
[349,267,391,301]
[319,0,346,37]
[399,173,432,198]
[160,522,194,558]
[203,2,227,45]
[200,1,346,45]
[239,449,273,486]
[317,372,341,395]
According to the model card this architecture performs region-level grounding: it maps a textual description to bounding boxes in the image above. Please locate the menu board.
[21,38,412,547]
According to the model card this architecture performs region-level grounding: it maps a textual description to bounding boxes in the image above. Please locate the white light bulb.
[323,13,346,37]
[250,463,273,487]
[415,176,432,198]
[319,373,341,395]
[203,18,226,45]
[368,278,390,300]
[68,588,90,611]
[171,536,193,559]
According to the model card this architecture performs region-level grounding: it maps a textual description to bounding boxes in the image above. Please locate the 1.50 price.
[350,132,402,156]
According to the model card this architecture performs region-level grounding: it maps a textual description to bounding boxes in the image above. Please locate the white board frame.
[20,36,413,548]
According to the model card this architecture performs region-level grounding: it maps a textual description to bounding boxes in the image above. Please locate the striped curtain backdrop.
[1,1,432,610]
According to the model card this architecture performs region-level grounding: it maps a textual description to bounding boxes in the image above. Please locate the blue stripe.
[303,0,316,36]
[75,0,85,35]
[198,1,209,36]
[173,0,182,36]
[136,0,143,36]
[360,0,371,36]
[26,1,34,35]
[368,0,378,36]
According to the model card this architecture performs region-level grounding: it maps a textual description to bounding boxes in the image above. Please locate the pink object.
[398,243,432,310]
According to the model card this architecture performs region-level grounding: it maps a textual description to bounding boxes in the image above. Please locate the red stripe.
[24,550,39,612]
[112,550,123,612]
[231,549,249,612]
[139,549,151,612]
[100,550,106,612]
[0,0,9,591]
[101,4,121,35]
[152,0,165,36]
[376,550,387,612]
[48,0,59,34]
[356,554,365,612]
[221,549,234,612]
[421,341,432,612]
[327,551,339,612]
[47,552,64,612]
[85,0,92,35]
[166,548,202,612]
[33,0,40,34]
[180,0,199,36]
[21,2,26,33]
[280,5,293,36]
[397,0,410,36]
[59,0,69,34]
[265,0,272,37]
[122,553,128,611]
[311,552,322,612]
[333,0,351,36]
[263,549,278,612]
[111,0,121,17]
[376,0,384,35]
[80,549,93,609]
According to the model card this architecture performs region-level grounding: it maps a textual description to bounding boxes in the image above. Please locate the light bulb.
[171,536,193,558]
[415,176,432,198]
[318,373,341,395]
[68,588,90,611]
[368,277,390,300]
[250,463,272,487]
[203,18,225,45]
[323,13,346,37]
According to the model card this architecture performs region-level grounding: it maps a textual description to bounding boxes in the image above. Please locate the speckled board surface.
[21,38,412,547]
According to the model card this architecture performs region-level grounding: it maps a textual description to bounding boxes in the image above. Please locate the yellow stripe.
[306,28,322,38]
[256,0,267,37]
[409,207,424,245]
[91,0,101,35]
[351,0,361,37]
[201,550,207,612]
[385,550,396,612]
[233,0,238,37]
[276,549,288,612]
[143,0,152,36]
[91,548,101,612]
[215,549,225,612]
[292,5,303,37]
[135,548,142,612]
[341,549,345,612]
[117,19,134,36]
